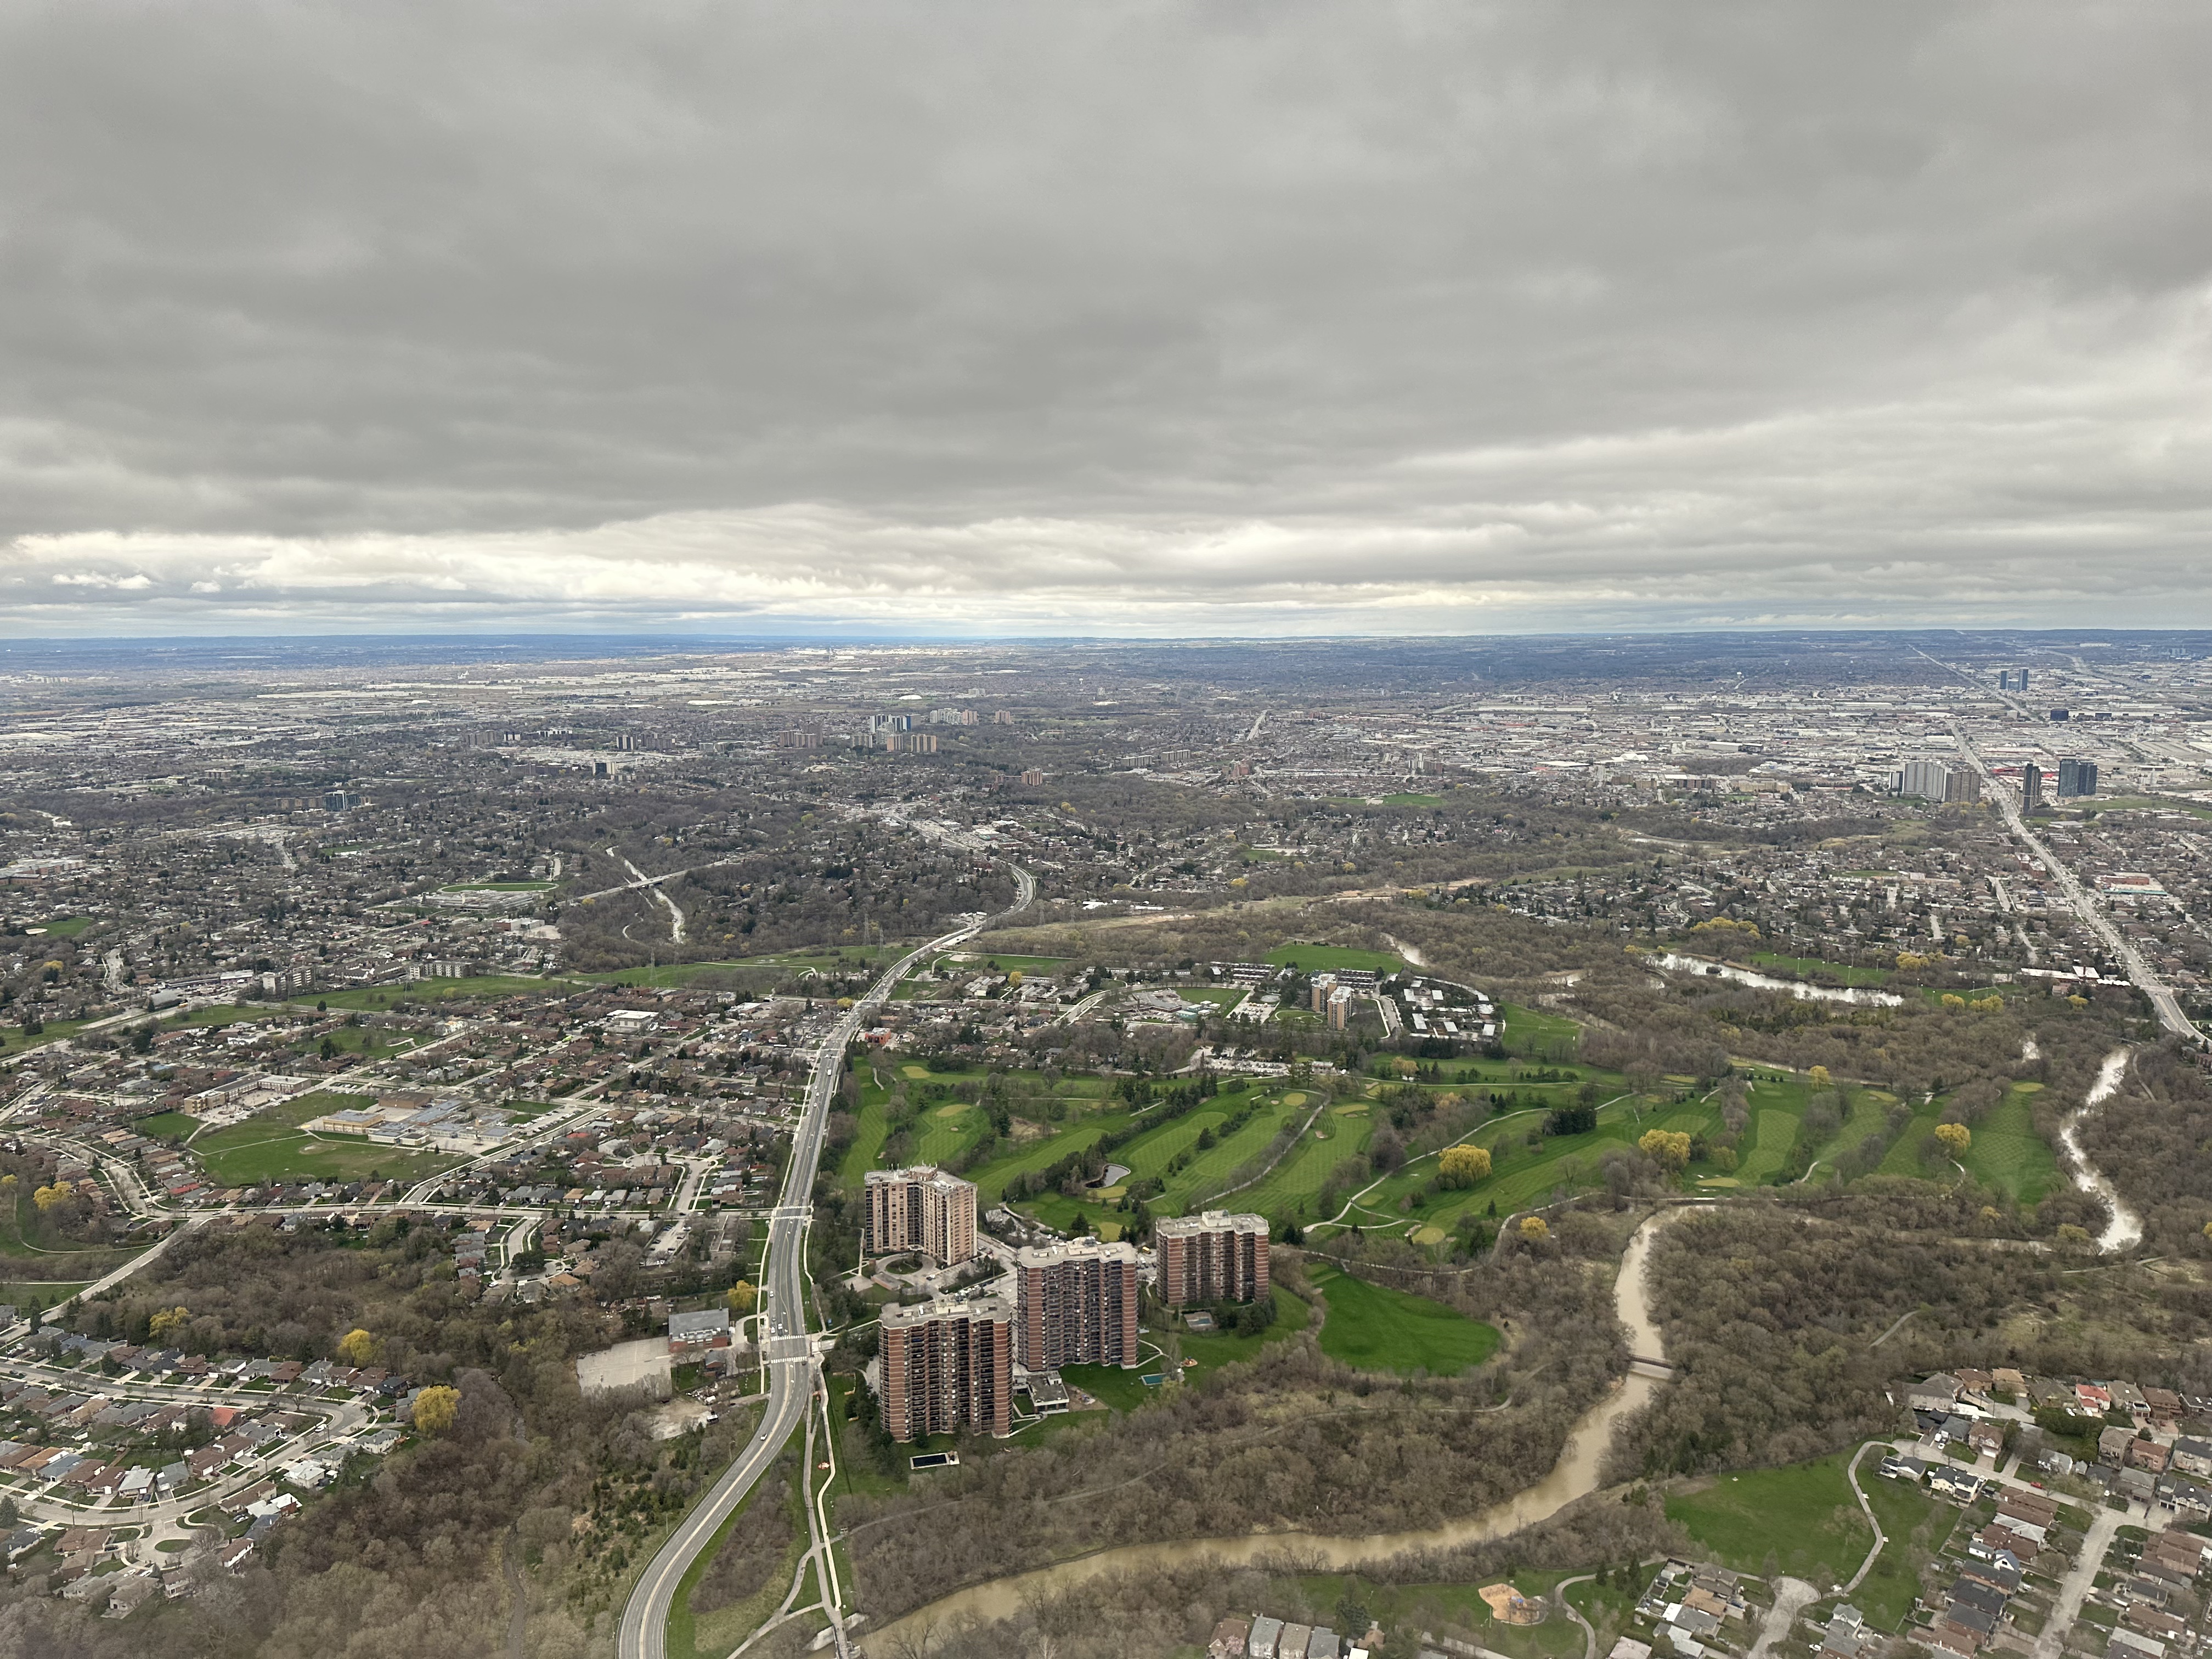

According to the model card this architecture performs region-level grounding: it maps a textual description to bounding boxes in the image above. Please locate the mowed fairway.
[1310,1262,1500,1375]
[1959,1082,2060,1204]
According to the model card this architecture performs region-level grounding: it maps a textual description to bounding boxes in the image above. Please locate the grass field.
[0,1018,84,1059]
[1309,1262,1500,1375]
[1667,1452,1876,1587]
[294,975,555,1011]
[193,1091,458,1187]
[131,1111,201,1140]
[1855,1458,1957,1628]
[1958,1082,2061,1205]
[1382,793,1444,808]
[1267,944,1404,974]
[30,916,95,938]
[442,880,554,891]
[1174,1285,1311,1380]
[1751,952,1893,986]
[0,1279,92,1306]
[1499,1002,1581,1059]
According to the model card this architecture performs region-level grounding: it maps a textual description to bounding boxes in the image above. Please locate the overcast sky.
[2,2,2209,637]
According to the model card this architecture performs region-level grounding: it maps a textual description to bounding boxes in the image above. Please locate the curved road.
[618,860,1034,1659]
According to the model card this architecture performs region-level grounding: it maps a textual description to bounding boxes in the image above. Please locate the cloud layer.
[2,2,2210,633]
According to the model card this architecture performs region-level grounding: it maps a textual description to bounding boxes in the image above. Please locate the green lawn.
[1310,1262,1500,1376]
[1959,1082,2060,1205]
[1499,1002,1581,1059]
[193,1092,457,1187]
[1267,945,1404,974]
[442,880,554,891]
[293,975,556,1011]
[1062,1362,1157,1410]
[1751,952,1893,986]
[131,1111,202,1140]
[1173,1285,1312,1381]
[0,1279,92,1306]
[0,1019,85,1059]
[1382,793,1444,808]
[1666,1451,1876,1589]
[1856,1457,1956,1628]
[31,916,95,938]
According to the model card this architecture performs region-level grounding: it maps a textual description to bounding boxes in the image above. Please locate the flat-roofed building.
[1156,1211,1269,1308]
[865,1165,978,1265]
[878,1295,1014,1442]
[1013,1238,1139,1370]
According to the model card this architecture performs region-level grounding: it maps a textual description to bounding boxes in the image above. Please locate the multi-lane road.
[617,859,1034,1659]
[1955,729,2208,1047]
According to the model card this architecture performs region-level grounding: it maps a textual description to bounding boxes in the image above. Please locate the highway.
[1955,729,2208,1047]
[617,859,1034,1659]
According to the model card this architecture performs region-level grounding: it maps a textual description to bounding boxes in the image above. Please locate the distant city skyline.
[1,5,2209,636]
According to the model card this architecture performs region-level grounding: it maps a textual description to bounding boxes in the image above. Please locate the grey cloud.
[1,2,2210,631]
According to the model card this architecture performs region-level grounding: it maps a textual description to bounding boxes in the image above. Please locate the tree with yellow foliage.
[1940,994,1966,1009]
[1933,1122,1971,1156]
[32,1183,71,1212]
[1518,1215,1549,1242]
[148,1306,191,1344]
[336,1328,381,1367]
[412,1385,461,1435]
[1006,969,1023,988]
[1437,1145,1491,1188]
[726,1280,757,1313]
[1638,1129,1692,1172]
[1808,1065,1831,1090]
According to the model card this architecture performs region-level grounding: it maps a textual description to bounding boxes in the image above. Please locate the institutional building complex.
[1155,1210,1271,1308]
[863,1165,978,1265]
[877,1294,1015,1442]
[1012,1238,1141,1371]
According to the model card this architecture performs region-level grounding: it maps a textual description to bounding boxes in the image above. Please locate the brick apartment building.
[864,1165,978,1265]
[1155,1210,1270,1308]
[877,1294,1015,1442]
[1013,1238,1140,1371]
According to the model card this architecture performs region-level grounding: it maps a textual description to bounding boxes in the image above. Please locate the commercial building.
[2021,764,2044,810]
[864,1166,978,1265]
[2057,759,2099,799]
[878,1294,1015,1442]
[1013,1238,1140,1370]
[1156,1211,1270,1307]
[1999,669,2030,692]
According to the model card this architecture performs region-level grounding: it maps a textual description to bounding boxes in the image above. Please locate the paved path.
[1750,1578,1820,1659]
[2033,1505,2121,1659]
[1841,1443,1887,1592]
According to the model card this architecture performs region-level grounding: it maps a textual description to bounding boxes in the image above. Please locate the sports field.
[193,1092,458,1186]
